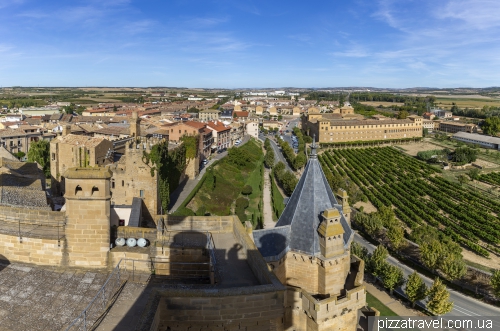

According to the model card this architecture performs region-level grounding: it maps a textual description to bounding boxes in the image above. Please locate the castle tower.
[129,111,141,138]
[318,208,345,258]
[64,167,112,268]
[252,134,364,330]
[336,188,351,224]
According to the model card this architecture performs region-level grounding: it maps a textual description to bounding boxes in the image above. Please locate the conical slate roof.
[253,143,353,261]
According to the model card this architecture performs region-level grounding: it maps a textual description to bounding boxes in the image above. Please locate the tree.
[187,107,200,113]
[241,185,253,196]
[468,168,480,181]
[420,240,442,270]
[369,245,388,276]
[491,270,500,298]
[356,212,383,237]
[351,242,369,260]
[264,149,275,168]
[14,151,25,159]
[293,152,306,170]
[440,255,466,281]
[397,110,409,119]
[426,278,454,315]
[27,140,50,178]
[304,135,313,144]
[387,223,406,250]
[264,138,271,150]
[227,147,251,166]
[482,116,500,136]
[405,271,427,308]
[381,263,405,295]
[457,174,469,186]
[423,128,429,137]
[378,206,397,228]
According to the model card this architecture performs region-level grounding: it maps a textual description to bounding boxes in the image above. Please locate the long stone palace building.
[302,108,423,143]
[0,119,369,330]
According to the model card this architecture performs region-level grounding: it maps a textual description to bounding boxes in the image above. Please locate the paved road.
[259,133,293,172]
[354,232,500,321]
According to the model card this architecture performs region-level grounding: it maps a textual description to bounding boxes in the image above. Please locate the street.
[354,233,500,321]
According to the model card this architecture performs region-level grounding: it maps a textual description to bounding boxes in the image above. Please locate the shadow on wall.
[103,230,270,331]
[0,254,10,273]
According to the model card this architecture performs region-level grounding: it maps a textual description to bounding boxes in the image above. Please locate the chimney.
[62,125,71,136]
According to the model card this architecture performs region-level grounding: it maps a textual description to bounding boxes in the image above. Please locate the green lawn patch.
[366,292,398,316]
[187,139,264,221]
[270,173,285,221]
[464,259,495,274]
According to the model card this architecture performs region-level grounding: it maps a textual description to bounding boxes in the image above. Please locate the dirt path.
[262,168,275,229]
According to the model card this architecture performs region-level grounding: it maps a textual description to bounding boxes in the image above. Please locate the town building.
[438,121,477,134]
[0,127,53,157]
[184,121,213,161]
[50,126,114,196]
[246,121,259,139]
[198,109,220,122]
[452,132,500,149]
[206,120,231,151]
[302,113,423,143]
[423,119,435,131]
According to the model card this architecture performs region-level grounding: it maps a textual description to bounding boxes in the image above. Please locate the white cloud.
[437,0,500,29]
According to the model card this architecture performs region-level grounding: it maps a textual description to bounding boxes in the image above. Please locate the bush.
[235,197,249,223]
[236,197,249,209]
[172,207,195,216]
[241,185,253,196]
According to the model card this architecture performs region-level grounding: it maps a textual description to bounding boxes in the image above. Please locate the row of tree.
[263,138,298,196]
[352,243,453,315]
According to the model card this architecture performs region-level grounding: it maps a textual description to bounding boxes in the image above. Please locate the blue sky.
[0,0,499,88]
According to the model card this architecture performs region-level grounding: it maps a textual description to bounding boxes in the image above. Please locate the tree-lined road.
[354,232,500,322]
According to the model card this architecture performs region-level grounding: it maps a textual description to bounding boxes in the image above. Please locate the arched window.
[75,185,83,195]
[91,186,99,196]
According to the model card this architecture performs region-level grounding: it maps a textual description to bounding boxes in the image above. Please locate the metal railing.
[64,259,126,331]
[64,254,218,331]
[0,217,65,245]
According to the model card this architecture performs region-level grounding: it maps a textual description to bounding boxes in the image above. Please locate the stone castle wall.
[151,289,285,331]
[0,233,63,265]
[0,205,66,265]
[110,140,159,216]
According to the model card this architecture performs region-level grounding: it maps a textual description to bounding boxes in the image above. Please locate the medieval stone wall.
[0,233,63,265]
[284,251,319,294]
[109,141,158,216]
[153,290,285,331]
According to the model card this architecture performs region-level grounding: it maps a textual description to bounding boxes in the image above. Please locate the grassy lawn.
[270,174,285,222]
[366,292,398,316]
[244,161,264,228]
[464,259,495,273]
[184,139,264,225]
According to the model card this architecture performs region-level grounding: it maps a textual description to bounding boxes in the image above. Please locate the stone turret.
[64,167,112,268]
[318,208,345,258]
[129,111,141,137]
[337,188,351,224]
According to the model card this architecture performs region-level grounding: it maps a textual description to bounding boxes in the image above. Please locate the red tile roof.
[234,111,249,117]
[207,121,230,132]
